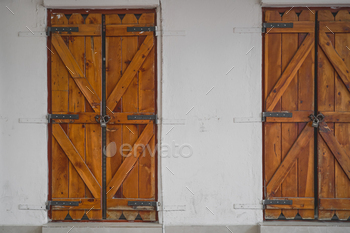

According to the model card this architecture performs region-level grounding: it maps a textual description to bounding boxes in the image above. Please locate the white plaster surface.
[0,0,263,226]
[261,0,350,6]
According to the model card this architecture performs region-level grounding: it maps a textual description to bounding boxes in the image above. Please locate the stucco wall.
[0,0,263,226]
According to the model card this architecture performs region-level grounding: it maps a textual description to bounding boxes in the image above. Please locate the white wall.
[0,0,263,226]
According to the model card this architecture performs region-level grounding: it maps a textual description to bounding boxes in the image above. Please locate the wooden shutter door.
[50,13,103,220]
[105,13,157,221]
[263,10,315,220]
[317,10,350,220]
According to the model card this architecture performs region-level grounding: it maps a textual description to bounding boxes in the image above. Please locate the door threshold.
[43,222,162,227]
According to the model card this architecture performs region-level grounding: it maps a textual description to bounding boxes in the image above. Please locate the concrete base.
[260,221,350,233]
[0,226,41,233]
[165,225,258,233]
[42,222,162,233]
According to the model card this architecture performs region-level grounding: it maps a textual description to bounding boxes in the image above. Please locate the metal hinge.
[262,112,292,122]
[46,201,80,210]
[262,23,293,33]
[127,26,157,32]
[47,27,79,36]
[128,201,159,210]
[127,114,157,121]
[47,114,79,123]
[263,200,293,206]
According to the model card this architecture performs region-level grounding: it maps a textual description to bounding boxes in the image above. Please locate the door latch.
[95,115,111,127]
[309,113,324,128]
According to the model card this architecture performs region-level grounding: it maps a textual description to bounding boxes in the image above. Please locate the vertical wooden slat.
[121,13,139,221]
[138,13,156,221]
[281,10,299,219]
[84,14,102,220]
[318,10,335,220]
[334,10,350,221]
[298,9,315,220]
[105,14,123,220]
[68,13,86,220]
[264,10,282,219]
[85,124,102,219]
[51,13,69,221]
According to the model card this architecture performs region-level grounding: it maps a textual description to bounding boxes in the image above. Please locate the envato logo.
[104,141,193,158]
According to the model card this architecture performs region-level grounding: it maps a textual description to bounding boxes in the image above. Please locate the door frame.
[262,6,350,221]
[46,8,162,222]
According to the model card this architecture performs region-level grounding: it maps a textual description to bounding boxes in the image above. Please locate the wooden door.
[264,8,350,221]
[104,13,157,221]
[263,10,316,220]
[317,10,350,221]
[49,11,157,221]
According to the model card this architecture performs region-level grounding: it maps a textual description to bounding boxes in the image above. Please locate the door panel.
[49,11,157,221]
[264,10,315,220]
[317,10,350,220]
[105,13,156,221]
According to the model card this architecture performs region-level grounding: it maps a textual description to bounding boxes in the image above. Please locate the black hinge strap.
[262,23,293,33]
[127,114,157,120]
[262,112,292,122]
[128,201,158,207]
[47,114,79,123]
[127,26,156,32]
[263,200,293,205]
[46,201,80,210]
[47,27,79,36]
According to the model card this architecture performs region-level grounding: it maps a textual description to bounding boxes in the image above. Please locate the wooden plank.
[319,198,350,210]
[51,12,69,221]
[51,198,101,210]
[85,14,102,113]
[85,123,102,219]
[52,34,101,112]
[106,34,154,111]
[106,24,154,36]
[317,10,335,220]
[67,13,86,220]
[51,24,101,36]
[264,10,282,220]
[265,197,314,210]
[264,21,315,33]
[107,121,154,199]
[52,124,101,198]
[319,121,350,181]
[121,14,140,205]
[323,112,350,122]
[265,33,314,112]
[319,21,350,33]
[334,10,350,220]
[297,9,315,220]
[267,122,314,198]
[319,32,350,93]
[138,13,156,203]
[280,10,298,219]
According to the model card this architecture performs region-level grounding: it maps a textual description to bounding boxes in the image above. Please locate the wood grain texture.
[107,121,154,199]
[266,33,314,112]
[264,10,282,220]
[106,35,154,111]
[334,10,350,220]
[267,122,313,198]
[50,24,101,36]
[297,10,315,220]
[265,197,314,210]
[52,34,101,112]
[320,198,350,210]
[53,124,101,198]
[317,9,335,220]
[106,24,154,36]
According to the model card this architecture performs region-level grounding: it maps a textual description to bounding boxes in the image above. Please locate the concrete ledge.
[165,225,259,233]
[0,226,41,233]
[260,221,350,233]
[42,222,162,233]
